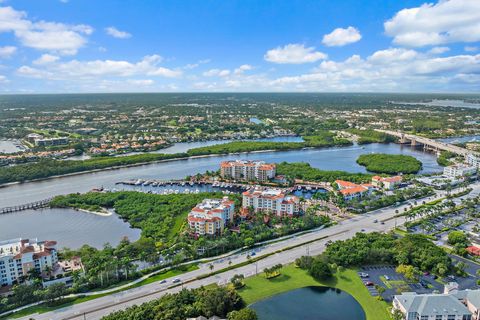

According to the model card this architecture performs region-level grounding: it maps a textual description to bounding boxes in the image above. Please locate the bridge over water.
[376,130,477,157]
[0,198,52,214]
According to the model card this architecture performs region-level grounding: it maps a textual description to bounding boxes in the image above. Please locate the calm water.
[0,208,140,249]
[0,142,441,208]
[439,135,480,144]
[0,140,23,153]
[393,99,480,109]
[250,286,366,320]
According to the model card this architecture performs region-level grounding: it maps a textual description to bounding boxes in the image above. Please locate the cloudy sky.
[0,0,479,93]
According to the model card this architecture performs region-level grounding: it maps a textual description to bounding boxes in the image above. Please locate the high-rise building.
[220,160,276,182]
[241,187,300,216]
[0,238,58,286]
[187,197,235,236]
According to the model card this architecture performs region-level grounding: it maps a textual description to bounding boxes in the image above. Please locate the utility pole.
[255,262,258,275]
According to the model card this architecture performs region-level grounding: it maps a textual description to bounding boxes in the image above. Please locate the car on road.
[172,278,181,283]
[361,229,366,232]
[373,219,378,223]
[160,280,167,284]
[381,221,385,225]
[251,252,256,256]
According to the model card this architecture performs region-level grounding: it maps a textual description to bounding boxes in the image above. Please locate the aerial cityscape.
[1,0,480,319]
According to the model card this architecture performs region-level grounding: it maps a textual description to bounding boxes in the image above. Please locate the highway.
[17,183,480,320]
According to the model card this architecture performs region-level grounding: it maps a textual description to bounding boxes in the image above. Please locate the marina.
[0,140,442,208]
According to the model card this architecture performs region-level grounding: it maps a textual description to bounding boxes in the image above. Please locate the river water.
[0,139,441,248]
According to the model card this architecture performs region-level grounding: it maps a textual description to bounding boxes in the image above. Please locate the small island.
[356,153,422,174]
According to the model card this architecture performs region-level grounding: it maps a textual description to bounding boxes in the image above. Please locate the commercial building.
[241,187,300,216]
[220,160,276,182]
[187,197,235,236]
[393,289,480,320]
[443,165,477,178]
[372,175,403,190]
[335,180,375,201]
[0,238,58,286]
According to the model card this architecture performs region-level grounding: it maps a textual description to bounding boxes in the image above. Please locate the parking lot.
[358,265,444,302]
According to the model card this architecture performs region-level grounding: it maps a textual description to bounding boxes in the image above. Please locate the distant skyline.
[0,0,479,93]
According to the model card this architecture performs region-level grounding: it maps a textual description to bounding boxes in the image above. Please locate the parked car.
[364,281,374,286]
[423,271,430,276]
[359,272,369,278]
[384,275,390,281]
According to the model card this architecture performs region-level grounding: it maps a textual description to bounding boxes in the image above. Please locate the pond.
[250,286,366,320]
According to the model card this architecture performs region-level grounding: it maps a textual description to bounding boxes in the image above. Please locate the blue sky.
[0,0,479,93]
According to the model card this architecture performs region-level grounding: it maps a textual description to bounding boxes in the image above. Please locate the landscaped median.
[238,265,391,320]
[0,264,199,319]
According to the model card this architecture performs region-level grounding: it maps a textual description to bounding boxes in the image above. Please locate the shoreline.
[0,143,354,189]
[77,208,113,217]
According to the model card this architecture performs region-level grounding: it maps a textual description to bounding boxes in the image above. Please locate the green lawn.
[238,265,391,320]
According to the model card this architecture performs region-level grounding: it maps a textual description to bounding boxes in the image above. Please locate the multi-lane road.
[17,184,480,320]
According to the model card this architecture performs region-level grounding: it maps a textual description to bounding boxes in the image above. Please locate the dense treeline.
[437,151,456,167]
[0,152,188,184]
[347,129,396,144]
[0,133,352,184]
[100,286,255,320]
[186,132,351,156]
[51,191,238,245]
[276,162,372,184]
[356,153,422,174]
[323,233,453,275]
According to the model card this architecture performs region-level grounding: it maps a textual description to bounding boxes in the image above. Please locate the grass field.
[238,265,391,320]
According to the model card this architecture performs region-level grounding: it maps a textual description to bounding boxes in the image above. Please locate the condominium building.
[335,180,375,201]
[187,197,235,236]
[220,160,276,182]
[0,238,58,286]
[34,137,69,147]
[242,187,300,216]
[443,165,476,178]
[467,154,480,169]
[393,289,480,320]
[372,175,403,190]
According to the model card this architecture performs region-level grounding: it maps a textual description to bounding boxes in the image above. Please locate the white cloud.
[367,48,418,63]
[264,44,327,64]
[0,75,8,83]
[269,50,480,91]
[17,55,182,80]
[322,26,361,47]
[0,46,16,58]
[127,79,154,86]
[465,46,478,52]
[234,64,253,74]
[384,0,480,47]
[0,6,93,55]
[428,46,450,54]
[105,26,131,39]
[33,54,59,65]
[203,68,230,77]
